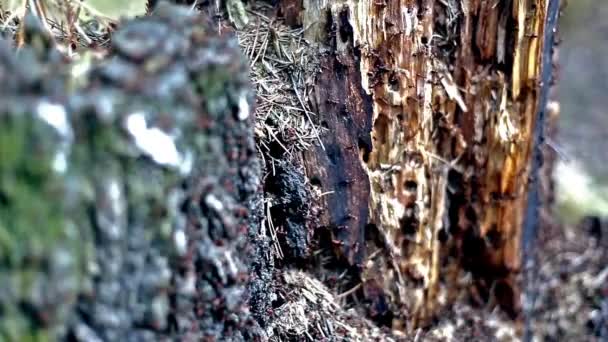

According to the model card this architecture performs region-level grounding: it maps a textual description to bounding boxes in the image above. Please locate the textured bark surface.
[0,0,563,340]
[285,0,559,330]
[0,4,261,340]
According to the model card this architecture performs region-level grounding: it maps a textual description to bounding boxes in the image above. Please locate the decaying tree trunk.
[267,0,560,331]
[0,0,562,339]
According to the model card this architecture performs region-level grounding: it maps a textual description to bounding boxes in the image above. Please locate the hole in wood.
[358,136,371,163]
[403,180,418,194]
[338,8,353,44]
[388,72,400,91]
[400,203,420,235]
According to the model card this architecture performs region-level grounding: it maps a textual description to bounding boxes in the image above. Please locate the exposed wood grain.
[289,0,557,331]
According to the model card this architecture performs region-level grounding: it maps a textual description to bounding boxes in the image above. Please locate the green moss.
[195,68,234,117]
[0,113,63,263]
[0,307,49,342]
[0,110,85,340]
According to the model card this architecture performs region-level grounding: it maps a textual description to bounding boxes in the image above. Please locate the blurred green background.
[555,0,608,222]
[84,0,147,19]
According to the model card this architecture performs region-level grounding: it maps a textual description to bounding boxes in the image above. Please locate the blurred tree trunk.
[0,6,262,340]
[274,0,560,330]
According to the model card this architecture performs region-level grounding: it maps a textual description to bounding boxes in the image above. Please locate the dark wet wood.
[303,50,374,268]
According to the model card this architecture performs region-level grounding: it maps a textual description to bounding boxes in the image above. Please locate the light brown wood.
[290,0,557,330]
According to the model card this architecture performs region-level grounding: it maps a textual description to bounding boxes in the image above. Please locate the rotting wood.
[291,0,560,331]
[303,41,374,268]
[0,0,563,338]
